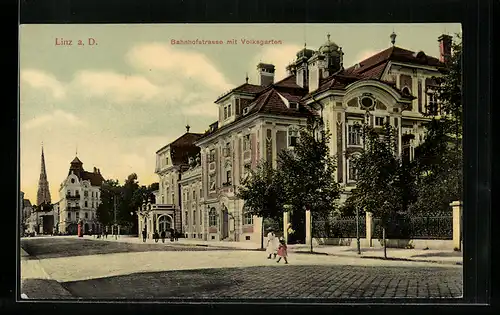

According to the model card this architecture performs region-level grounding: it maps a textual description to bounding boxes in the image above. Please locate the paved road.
[20,237,463,300]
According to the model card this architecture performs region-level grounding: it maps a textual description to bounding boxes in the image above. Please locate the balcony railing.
[66,194,81,199]
[67,206,81,210]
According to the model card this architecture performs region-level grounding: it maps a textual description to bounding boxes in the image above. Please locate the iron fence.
[373,213,453,240]
[313,216,366,238]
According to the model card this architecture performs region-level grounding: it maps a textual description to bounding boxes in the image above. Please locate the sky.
[19,23,461,204]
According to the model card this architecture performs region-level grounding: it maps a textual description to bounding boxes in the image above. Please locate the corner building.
[156,32,451,243]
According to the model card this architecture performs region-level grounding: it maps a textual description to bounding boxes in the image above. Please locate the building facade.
[178,157,203,239]
[57,156,105,234]
[302,33,448,201]
[146,32,450,243]
[145,129,202,239]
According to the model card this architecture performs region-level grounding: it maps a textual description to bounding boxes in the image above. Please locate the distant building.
[139,128,202,239]
[57,156,105,234]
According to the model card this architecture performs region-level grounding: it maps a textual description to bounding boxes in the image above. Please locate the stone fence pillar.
[366,212,373,247]
[305,210,312,245]
[283,211,290,244]
[450,201,462,251]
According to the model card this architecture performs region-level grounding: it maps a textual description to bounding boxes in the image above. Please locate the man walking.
[142,228,147,242]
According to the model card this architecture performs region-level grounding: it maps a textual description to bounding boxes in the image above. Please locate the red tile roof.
[156,132,203,167]
[215,83,267,103]
[344,46,444,80]
[80,171,105,187]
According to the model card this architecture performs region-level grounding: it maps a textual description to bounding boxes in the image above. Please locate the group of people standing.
[142,228,178,243]
[266,228,288,264]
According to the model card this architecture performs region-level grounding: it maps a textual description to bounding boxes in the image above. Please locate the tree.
[347,123,405,258]
[412,34,463,213]
[96,179,120,227]
[237,161,285,221]
[277,116,341,243]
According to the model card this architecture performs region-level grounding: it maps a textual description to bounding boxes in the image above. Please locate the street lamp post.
[113,195,117,240]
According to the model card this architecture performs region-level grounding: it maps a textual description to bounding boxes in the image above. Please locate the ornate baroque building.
[147,32,450,243]
[57,156,105,234]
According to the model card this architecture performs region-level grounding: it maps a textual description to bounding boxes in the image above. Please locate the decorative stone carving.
[375,101,387,110]
[347,98,358,107]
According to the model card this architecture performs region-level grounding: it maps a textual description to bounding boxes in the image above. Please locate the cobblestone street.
[61,265,463,299]
[20,237,463,300]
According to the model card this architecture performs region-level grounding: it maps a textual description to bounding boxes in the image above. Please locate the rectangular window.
[427,93,438,115]
[200,209,203,224]
[235,98,241,115]
[243,134,251,151]
[200,188,202,198]
[209,149,215,162]
[226,170,232,184]
[209,174,216,191]
[84,201,88,207]
[244,212,253,225]
[375,117,385,126]
[289,102,299,109]
[84,190,88,197]
[76,212,80,220]
[348,125,361,145]
[193,210,196,225]
[348,159,358,182]
[85,212,89,219]
[288,128,299,147]
[193,190,196,200]
[224,106,228,119]
[185,211,189,226]
[228,104,232,117]
[67,212,71,219]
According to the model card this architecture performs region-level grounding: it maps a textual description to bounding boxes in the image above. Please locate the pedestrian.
[276,238,289,264]
[153,230,159,243]
[170,228,175,242]
[266,228,278,259]
[161,230,166,243]
[174,229,179,241]
[105,230,108,239]
[142,228,147,242]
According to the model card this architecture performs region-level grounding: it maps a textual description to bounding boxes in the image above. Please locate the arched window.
[209,207,217,226]
[402,86,411,96]
[193,210,196,225]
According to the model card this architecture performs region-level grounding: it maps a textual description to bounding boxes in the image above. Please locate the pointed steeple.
[37,144,51,206]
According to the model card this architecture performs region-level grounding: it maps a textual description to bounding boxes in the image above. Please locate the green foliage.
[96,179,120,226]
[412,35,463,212]
[277,116,341,219]
[346,123,407,227]
[237,161,285,221]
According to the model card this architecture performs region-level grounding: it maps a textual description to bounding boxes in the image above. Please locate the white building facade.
[57,157,105,234]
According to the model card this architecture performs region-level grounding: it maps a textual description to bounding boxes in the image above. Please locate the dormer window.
[224,107,228,120]
[209,149,215,162]
[235,98,241,115]
[243,134,251,151]
[223,103,232,120]
[289,102,299,110]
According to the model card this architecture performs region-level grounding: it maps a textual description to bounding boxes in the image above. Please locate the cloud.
[22,110,85,131]
[182,101,218,118]
[20,69,66,99]
[126,43,233,92]
[352,50,379,65]
[70,71,161,103]
[250,44,303,83]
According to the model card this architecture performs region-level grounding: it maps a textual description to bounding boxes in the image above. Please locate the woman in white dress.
[266,229,278,259]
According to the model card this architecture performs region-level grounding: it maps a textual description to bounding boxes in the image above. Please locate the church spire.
[37,144,51,206]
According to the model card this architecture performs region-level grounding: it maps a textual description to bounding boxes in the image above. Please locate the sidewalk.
[90,235,462,265]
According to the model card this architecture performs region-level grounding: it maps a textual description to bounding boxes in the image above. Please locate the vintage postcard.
[19,23,463,300]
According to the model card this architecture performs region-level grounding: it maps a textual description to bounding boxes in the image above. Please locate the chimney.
[97,168,100,174]
[438,34,452,64]
[93,167,97,173]
[256,63,275,86]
